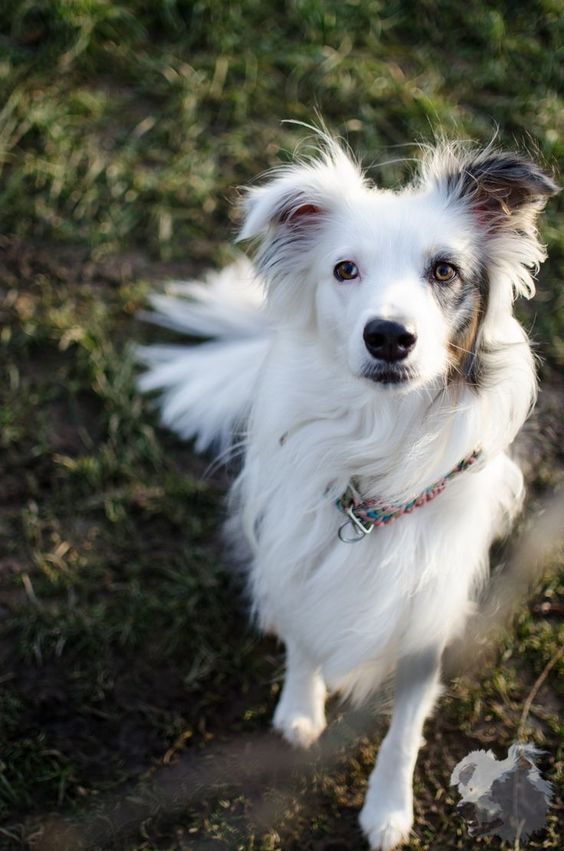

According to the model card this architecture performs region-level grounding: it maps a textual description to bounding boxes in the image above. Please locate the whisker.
[449,342,475,357]
[203,439,247,478]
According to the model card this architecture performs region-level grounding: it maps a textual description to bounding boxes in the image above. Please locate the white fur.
[138,136,555,849]
[137,258,269,451]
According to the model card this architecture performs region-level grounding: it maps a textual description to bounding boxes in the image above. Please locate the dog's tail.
[136,256,271,453]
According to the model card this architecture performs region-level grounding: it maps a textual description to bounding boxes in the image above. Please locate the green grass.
[0,2,562,849]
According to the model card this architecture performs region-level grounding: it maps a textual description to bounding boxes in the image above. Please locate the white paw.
[273,706,326,749]
[359,801,413,851]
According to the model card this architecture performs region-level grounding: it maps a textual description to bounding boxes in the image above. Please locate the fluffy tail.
[136,256,271,453]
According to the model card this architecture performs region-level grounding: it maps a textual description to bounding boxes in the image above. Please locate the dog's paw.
[273,706,326,749]
[359,801,413,851]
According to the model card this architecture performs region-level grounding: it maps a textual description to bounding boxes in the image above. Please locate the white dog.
[137,133,557,850]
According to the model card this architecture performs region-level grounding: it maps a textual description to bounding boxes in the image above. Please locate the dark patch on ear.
[448,151,559,232]
[459,763,477,786]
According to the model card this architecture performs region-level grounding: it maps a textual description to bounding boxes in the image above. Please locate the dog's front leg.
[359,647,442,851]
[273,640,327,749]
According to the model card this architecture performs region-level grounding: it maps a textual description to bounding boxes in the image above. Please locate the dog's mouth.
[361,363,418,385]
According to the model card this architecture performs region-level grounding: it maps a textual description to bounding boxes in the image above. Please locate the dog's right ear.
[235,141,366,318]
[238,180,325,242]
[237,141,366,242]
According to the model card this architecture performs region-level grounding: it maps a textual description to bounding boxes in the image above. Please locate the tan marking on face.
[447,292,483,383]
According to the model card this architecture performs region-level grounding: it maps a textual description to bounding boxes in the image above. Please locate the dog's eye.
[432,262,458,283]
[334,260,359,281]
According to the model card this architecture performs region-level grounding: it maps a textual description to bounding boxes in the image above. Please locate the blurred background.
[0,2,562,849]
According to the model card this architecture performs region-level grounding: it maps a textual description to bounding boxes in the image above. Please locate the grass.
[0,1,562,849]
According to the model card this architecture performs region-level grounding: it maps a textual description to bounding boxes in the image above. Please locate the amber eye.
[433,261,457,283]
[334,260,359,281]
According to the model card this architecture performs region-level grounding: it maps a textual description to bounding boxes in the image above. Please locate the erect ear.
[424,144,558,302]
[426,145,559,236]
[237,140,366,242]
[451,757,478,788]
[458,763,477,786]
[238,182,325,242]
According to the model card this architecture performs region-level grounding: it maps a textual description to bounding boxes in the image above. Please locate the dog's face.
[240,140,557,391]
[310,190,483,389]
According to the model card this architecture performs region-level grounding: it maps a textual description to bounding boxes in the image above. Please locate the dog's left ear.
[448,150,558,232]
[427,146,558,236]
[426,145,558,300]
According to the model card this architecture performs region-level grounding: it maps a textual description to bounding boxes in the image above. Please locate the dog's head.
[239,137,557,391]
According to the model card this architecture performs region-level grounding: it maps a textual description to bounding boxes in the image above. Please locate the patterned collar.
[336,450,483,543]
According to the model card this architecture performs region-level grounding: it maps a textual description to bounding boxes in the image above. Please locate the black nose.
[363,319,417,362]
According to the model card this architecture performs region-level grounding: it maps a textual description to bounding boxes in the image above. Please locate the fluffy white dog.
[137,134,557,850]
